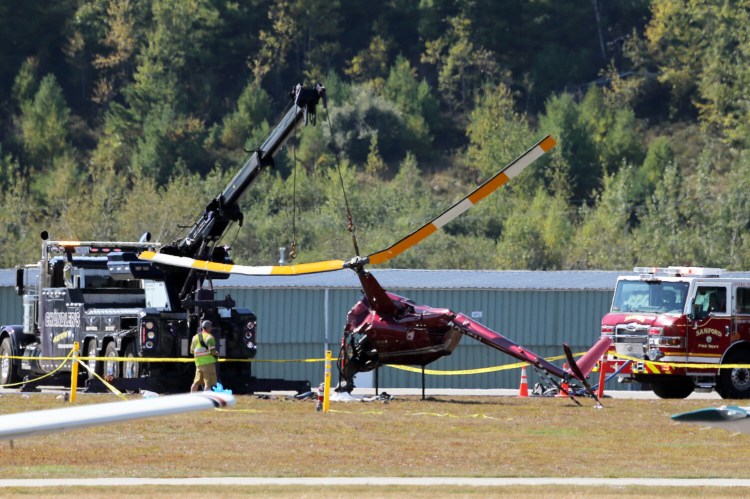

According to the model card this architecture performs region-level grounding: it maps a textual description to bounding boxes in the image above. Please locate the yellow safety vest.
[190,332,217,366]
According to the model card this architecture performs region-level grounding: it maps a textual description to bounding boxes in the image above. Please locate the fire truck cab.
[602,266,750,399]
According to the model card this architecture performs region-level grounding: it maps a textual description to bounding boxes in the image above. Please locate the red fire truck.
[601,266,750,399]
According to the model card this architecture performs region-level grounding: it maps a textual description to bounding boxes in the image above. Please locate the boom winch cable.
[324,106,360,257]
[289,143,299,261]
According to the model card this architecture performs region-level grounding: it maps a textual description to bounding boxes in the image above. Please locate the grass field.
[0,391,748,496]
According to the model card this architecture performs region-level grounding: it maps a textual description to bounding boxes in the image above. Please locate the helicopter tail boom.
[451,314,612,384]
[565,336,613,381]
[451,313,568,378]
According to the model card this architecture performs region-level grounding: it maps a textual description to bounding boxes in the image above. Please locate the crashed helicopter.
[140,119,612,405]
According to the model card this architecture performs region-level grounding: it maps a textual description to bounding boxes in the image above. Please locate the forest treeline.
[2,0,750,271]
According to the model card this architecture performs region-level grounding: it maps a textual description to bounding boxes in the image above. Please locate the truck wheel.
[104,342,121,380]
[718,349,750,399]
[123,342,139,379]
[651,376,694,399]
[86,340,101,380]
[0,337,18,385]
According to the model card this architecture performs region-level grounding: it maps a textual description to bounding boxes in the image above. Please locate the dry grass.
[0,392,748,481]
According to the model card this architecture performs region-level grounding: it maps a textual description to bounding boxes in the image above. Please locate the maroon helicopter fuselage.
[344,289,462,367]
[337,269,611,393]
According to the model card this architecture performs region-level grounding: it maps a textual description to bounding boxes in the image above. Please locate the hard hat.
[201,320,212,329]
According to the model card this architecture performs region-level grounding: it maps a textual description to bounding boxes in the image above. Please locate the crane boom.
[173,83,326,260]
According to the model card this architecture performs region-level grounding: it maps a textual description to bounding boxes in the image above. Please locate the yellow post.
[323,349,332,412]
[70,342,79,403]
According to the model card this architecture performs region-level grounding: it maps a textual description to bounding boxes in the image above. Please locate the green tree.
[634,136,674,200]
[421,14,502,108]
[11,57,39,107]
[219,79,272,151]
[130,103,210,183]
[252,0,295,86]
[0,170,39,266]
[579,86,644,175]
[20,74,71,169]
[538,93,599,202]
[330,84,422,167]
[345,35,390,90]
[644,1,750,142]
[89,0,144,105]
[632,162,694,266]
[466,83,533,180]
[569,168,638,269]
[382,55,440,157]
[720,150,750,268]
[495,189,573,270]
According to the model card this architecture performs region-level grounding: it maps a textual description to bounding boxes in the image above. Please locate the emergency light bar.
[633,266,723,277]
[44,240,161,255]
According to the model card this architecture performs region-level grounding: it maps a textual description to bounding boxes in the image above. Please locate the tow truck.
[0,84,326,393]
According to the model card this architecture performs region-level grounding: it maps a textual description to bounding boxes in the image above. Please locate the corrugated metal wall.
[0,282,616,390]
[0,287,22,326]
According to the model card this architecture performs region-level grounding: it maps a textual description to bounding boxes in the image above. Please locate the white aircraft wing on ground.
[0,392,235,441]
[671,405,750,434]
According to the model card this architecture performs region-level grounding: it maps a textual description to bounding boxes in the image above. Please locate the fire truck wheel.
[104,342,121,380]
[0,337,18,385]
[86,340,101,380]
[651,376,695,399]
[718,349,750,399]
[122,342,139,379]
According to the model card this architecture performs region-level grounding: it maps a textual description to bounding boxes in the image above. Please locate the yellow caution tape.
[409,412,499,420]
[75,358,127,400]
[0,349,76,388]
[606,352,750,370]
[328,409,385,415]
[216,408,264,413]
[385,353,579,376]
[4,351,750,390]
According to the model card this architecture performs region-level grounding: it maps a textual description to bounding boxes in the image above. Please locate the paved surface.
[0,477,749,487]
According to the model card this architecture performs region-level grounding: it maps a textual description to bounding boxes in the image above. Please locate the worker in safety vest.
[190,320,218,392]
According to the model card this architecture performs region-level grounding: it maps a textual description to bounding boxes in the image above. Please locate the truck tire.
[86,340,101,380]
[718,349,750,399]
[122,342,139,379]
[104,342,121,380]
[0,337,18,386]
[651,376,694,399]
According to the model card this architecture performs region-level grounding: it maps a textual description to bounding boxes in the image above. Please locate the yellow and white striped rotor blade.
[366,135,556,266]
[138,251,346,276]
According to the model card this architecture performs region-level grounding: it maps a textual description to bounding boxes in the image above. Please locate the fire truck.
[601,266,750,399]
[0,84,326,393]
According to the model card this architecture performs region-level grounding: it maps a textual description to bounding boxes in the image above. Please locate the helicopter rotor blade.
[138,135,556,275]
[138,251,346,276]
[563,342,604,407]
[366,135,555,266]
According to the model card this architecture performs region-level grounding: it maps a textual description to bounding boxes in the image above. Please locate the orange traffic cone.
[518,366,529,398]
